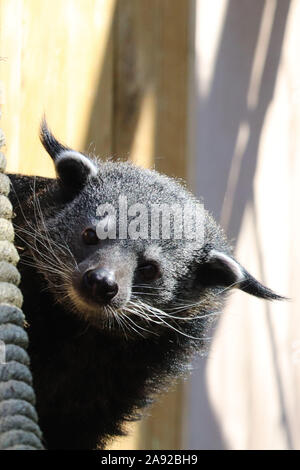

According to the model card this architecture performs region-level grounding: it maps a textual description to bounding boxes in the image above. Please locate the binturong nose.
[83,267,119,303]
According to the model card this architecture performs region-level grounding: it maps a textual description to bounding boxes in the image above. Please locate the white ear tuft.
[210,250,245,284]
[57,150,98,178]
[198,249,283,300]
[40,119,98,190]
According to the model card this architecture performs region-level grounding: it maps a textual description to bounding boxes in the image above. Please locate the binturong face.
[21,120,282,338]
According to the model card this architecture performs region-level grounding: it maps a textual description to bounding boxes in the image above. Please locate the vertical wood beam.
[111,0,190,450]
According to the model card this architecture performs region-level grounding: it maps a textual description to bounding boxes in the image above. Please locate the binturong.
[8,120,283,449]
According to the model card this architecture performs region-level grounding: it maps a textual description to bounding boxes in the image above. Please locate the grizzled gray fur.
[7,120,282,449]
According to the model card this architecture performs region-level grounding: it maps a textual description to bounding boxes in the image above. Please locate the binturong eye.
[137,262,161,282]
[82,228,99,245]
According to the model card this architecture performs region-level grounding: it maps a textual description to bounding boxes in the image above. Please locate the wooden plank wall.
[0,0,190,450]
[185,0,300,450]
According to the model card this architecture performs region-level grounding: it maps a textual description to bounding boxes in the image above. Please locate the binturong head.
[33,119,284,338]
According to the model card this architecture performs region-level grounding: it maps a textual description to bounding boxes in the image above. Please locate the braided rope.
[0,127,44,449]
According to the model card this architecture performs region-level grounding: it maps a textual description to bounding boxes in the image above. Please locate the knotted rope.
[0,126,44,449]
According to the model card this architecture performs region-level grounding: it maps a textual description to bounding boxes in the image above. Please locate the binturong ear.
[197,249,284,300]
[40,118,98,192]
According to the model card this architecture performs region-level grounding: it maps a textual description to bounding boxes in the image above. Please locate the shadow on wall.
[187,0,291,449]
[194,0,291,240]
[84,0,188,176]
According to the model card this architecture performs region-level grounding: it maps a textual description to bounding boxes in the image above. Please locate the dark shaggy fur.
[8,122,282,449]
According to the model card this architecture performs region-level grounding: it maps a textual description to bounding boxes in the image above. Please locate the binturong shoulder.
[8,120,285,449]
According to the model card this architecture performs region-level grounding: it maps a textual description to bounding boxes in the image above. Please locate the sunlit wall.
[186,0,299,450]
